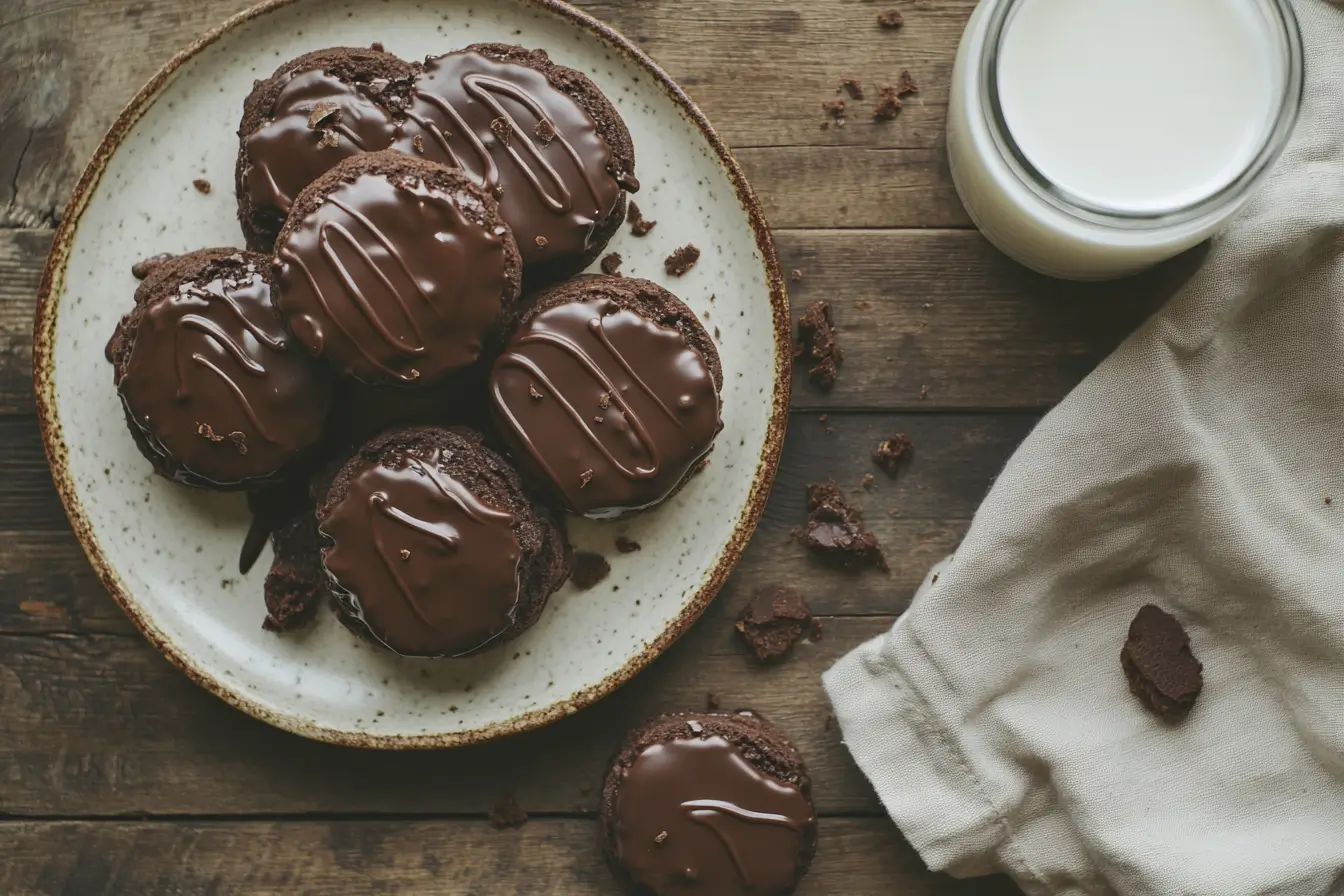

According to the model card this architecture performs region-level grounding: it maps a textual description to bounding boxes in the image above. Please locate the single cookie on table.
[316,426,570,658]
[489,275,723,519]
[106,248,332,489]
[601,711,818,896]
[236,47,415,251]
[392,43,639,284]
[273,150,523,387]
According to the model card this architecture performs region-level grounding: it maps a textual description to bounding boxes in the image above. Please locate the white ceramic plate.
[34,0,789,747]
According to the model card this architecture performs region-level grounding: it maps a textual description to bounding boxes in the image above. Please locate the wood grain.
[0,820,1021,896]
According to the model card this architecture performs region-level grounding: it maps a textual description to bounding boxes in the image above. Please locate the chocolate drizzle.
[393,52,622,267]
[615,736,813,895]
[491,298,721,517]
[319,447,523,657]
[117,259,331,487]
[275,170,511,385]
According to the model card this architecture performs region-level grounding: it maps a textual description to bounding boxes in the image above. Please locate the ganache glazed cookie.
[490,275,723,519]
[601,711,818,896]
[392,44,639,284]
[273,150,523,387]
[106,248,332,489]
[316,426,570,658]
[236,47,415,251]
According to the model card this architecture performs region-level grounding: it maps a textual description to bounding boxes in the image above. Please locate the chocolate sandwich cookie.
[392,44,638,283]
[106,248,332,489]
[236,47,415,251]
[601,711,818,896]
[274,151,523,387]
[316,427,570,657]
[489,275,723,519]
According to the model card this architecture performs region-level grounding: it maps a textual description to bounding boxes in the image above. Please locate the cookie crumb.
[1122,605,1203,718]
[794,301,843,392]
[370,41,386,52]
[572,551,611,589]
[192,178,212,195]
[873,86,902,121]
[878,9,904,28]
[736,585,816,663]
[579,469,594,488]
[920,385,929,400]
[535,235,549,248]
[897,69,920,97]
[317,129,341,149]
[399,549,411,560]
[615,535,642,554]
[665,244,701,277]
[822,99,847,120]
[628,201,657,236]
[861,473,875,491]
[797,480,887,571]
[654,831,669,845]
[598,392,612,410]
[841,79,865,100]
[873,434,914,477]
[489,793,528,830]
[490,117,513,146]
[528,384,544,401]
[132,253,175,280]
[601,252,623,275]
[790,268,804,283]
[534,118,557,145]
[412,134,426,153]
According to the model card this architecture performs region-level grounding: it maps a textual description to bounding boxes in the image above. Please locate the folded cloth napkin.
[822,2,1344,894]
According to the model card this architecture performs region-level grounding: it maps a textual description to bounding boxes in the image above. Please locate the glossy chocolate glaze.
[615,735,814,895]
[491,298,721,517]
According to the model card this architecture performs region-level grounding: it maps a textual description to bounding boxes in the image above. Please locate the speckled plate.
[33,0,789,748]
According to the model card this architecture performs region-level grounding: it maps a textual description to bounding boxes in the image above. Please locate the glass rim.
[979,0,1305,230]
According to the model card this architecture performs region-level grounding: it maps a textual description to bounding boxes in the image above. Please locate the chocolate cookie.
[489,275,723,519]
[1122,604,1203,718]
[601,711,818,896]
[273,151,523,387]
[235,47,415,251]
[392,44,638,283]
[316,426,570,657]
[106,248,332,489]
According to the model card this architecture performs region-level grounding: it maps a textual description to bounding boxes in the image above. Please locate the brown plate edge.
[31,0,792,750]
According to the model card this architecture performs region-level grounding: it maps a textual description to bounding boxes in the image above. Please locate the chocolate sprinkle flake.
[490,117,513,146]
[878,9,904,28]
[580,469,595,488]
[628,201,656,237]
[528,384,544,401]
[192,178,212,195]
[196,422,225,442]
[412,134,426,153]
[535,235,549,248]
[534,118,557,145]
[665,244,701,277]
[307,101,341,130]
[654,831,669,845]
[842,79,865,100]
[600,252,623,276]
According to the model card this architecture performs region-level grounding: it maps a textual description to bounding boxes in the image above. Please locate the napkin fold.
[823,2,1344,893]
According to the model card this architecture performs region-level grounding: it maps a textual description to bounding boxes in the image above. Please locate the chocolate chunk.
[628,200,657,237]
[735,584,816,663]
[872,433,914,477]
[794,301,843,392]
[878,9,904,28]
[1121,605,1203,718]
[600,252,623,275]
[130,252,175,280]
[873,86,902,121]
[664,244,701,277]
[897,69,920,96]
[798,481,887,571]
[841,79,865,100]
[822,99,847,119]
[572,551,612,589]
[615,535,642,554]
[489,792,528,829]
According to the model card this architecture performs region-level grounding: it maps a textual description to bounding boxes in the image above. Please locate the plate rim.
[32,0,792,749]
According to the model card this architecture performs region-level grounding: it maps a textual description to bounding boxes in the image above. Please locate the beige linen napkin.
[823,2,1344,893]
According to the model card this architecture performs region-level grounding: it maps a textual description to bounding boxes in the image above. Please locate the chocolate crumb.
[794,301,843,391]
[572,552,610,589]
[307,101,341,130]
[665,244,701,277]
[714,326,721,340]
[842,79,865,100]
[227,431,248,455]
[600,252,623,275]
[706,692,721,710]
[1122,605,1203,718]
[490,117,513,146]
[489,793,528,830]
[399,549,411,560]
[820,121,831,131]
[873,86,902,121]
[654,831,669,845]
[132,253,175,280]
[861,473,875,491]
[535,235,549,248]
[370,41,386,52]
[412,134,426,153]
[736,584,816,663]
[317,129,341,149]
[628,201,657,237]
[790,268,804,283]
[615,535,642,554]
[192,178,211,195]
[878,9,904,28]
[897,69,920,97]
[873,433,914,477]
[580,469,595,488]
[534,118,557,145]
[528,384,544,401]
[822,99,847,119]
[797,480,887,571]
[598,392,612,409]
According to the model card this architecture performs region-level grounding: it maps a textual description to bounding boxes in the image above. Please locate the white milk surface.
[996,0,1281,214]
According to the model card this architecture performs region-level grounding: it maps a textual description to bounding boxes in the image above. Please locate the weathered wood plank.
[2,619,891,816]
[1,228,1175,417]
[0,409,1033,633]
[0,819,1023,896]
[0,0,969,230]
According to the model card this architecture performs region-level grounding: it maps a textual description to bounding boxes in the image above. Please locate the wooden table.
[0,1,1173,892]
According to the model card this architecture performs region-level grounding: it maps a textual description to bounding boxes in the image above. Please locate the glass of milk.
[947,0,1303,280]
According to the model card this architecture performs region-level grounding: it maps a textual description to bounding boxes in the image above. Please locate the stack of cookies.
[106,42,724,658]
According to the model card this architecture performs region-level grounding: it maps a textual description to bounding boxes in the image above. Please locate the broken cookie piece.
[736,584,817,663]
[628,201,657,237]
[572,551,612,590]
[664,244,701,277]
[1122,604,1203,718]
[263,513,328,632]
[872,433,914,477]
[798,481,887,572]
[794,301,844,391]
